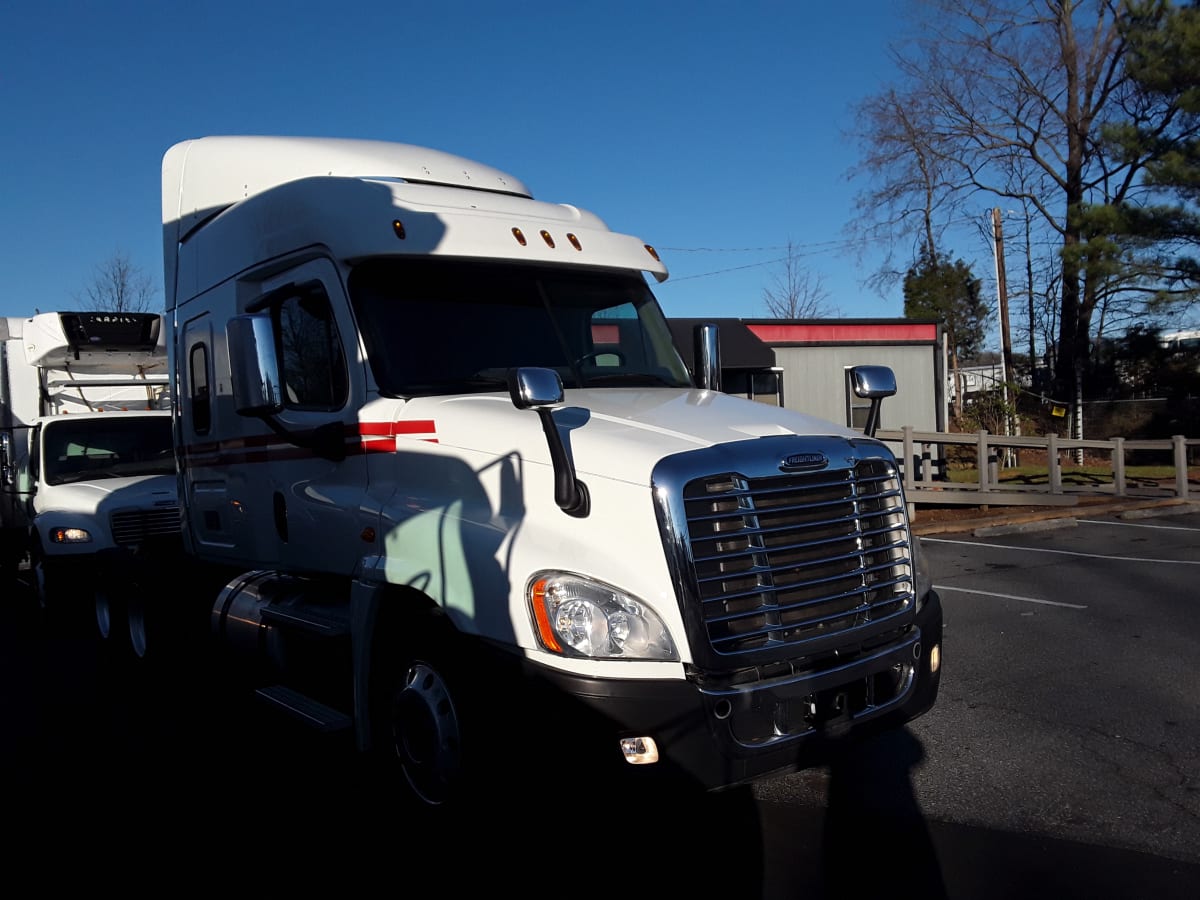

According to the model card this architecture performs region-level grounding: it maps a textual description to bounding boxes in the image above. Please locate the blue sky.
[1,1,962,328]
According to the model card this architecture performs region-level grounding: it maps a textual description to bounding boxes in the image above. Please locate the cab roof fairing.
[170,175,669,307]
[162,135,668,307]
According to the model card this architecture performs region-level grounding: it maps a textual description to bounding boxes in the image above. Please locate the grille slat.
[704,573,916,624]
[697,546,909,598]
[692,519,907,567]
[686,494,863,526]
[111,506,182,545]
[708,603,913,651]
[684,459,914,659]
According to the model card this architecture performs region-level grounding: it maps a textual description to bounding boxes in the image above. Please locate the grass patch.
[945,465,1197,486]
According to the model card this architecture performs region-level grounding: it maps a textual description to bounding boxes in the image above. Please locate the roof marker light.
[512,227,527,246]
[567,233,582,251]
[644,244,661,262]
[540,230,555,248]
[392,219,406,240]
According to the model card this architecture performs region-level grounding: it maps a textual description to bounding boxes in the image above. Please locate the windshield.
[347,258,693,395]
[41,416,174,485]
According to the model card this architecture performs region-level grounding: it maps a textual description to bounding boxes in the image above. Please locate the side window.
[29,426,40,482]
[276,285,348,410]
[189,343,211,435]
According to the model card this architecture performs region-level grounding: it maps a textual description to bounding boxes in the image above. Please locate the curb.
[974,517,1079,537]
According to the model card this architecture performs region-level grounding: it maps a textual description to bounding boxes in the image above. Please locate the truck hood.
[397,388,861,486]
[37,474,179,515]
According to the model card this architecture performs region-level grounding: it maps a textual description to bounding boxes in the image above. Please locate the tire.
[29,542,89,634]
[125,591,150,660]
[370,612,502,811]
[30,542,52,612]
[95,586,118,641]
[30,542,70,618]
[98,565,171,665]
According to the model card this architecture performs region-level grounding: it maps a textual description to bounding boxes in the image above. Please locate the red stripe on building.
[746,323,938,343]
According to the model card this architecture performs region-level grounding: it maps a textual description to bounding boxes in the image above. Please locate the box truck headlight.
[50,527,92,544]
[528,571,678,661]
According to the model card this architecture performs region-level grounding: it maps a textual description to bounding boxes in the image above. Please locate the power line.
[659,237,852,254]
[662,256,791,284]
[657,236,871,285]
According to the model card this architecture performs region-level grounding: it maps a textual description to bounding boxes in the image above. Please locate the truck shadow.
[818,728,946,899]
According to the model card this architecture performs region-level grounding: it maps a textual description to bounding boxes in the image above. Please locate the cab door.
[179,311,265,560]
[250,258,368,576]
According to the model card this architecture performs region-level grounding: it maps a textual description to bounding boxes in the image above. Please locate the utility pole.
[1023,210,1037,385]
[992,209,1020,464]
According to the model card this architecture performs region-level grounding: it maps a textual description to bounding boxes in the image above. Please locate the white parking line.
[933,585,1087,609]
[1078,519,1200,532]
[923,537,1200,565]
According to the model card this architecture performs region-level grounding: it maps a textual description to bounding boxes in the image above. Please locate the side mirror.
[508,367,588,517]
[509,366,564,409]
[849,365,897,437]
[227,314,283,416]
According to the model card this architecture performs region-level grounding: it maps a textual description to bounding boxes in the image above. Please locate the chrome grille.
[110,506,182,545]
[683,459,913,659]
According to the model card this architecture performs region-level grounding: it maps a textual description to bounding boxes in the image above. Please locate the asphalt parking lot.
[2,500,1199,898]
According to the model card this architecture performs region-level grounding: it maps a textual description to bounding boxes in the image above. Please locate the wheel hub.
[393,661,462,805]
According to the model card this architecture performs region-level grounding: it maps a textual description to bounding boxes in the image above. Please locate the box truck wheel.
[125,592,150,660]
[29,540,68,615]
[97,561,176,664]
[94,586,118,641]
[29,540,87,634]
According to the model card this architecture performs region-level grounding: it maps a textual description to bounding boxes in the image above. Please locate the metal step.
[258,604,350,637]
[255,684,353,733]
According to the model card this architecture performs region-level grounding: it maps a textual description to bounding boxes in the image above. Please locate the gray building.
[670,317,947,435]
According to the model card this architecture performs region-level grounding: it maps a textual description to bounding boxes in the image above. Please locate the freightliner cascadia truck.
[160,135,942,808]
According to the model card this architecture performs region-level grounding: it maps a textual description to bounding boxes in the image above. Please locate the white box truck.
[0,311,181,654]
[160,135,943,807]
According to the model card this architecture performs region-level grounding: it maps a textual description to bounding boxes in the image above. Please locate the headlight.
[527,571,678,661]
[49,527,92,544]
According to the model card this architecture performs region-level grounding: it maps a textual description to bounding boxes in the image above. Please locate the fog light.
[619,736,659,765]
[929,643,941,675]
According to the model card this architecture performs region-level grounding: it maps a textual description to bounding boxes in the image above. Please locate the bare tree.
[845,0,1162,416]
[77,251,158,312]
[845,85,968,297]
[762,240,839,318]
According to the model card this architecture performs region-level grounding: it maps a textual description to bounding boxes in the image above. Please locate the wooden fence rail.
[875,427,1199,507]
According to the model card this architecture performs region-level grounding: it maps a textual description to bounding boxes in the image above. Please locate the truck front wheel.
[392,655,464,806]
[370,612,505,811]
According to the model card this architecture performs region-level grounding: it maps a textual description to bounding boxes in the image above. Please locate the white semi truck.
[0,311,181,653]
[160,135,943,807]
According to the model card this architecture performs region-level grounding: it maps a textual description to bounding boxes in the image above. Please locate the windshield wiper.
[579,372,676,387]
